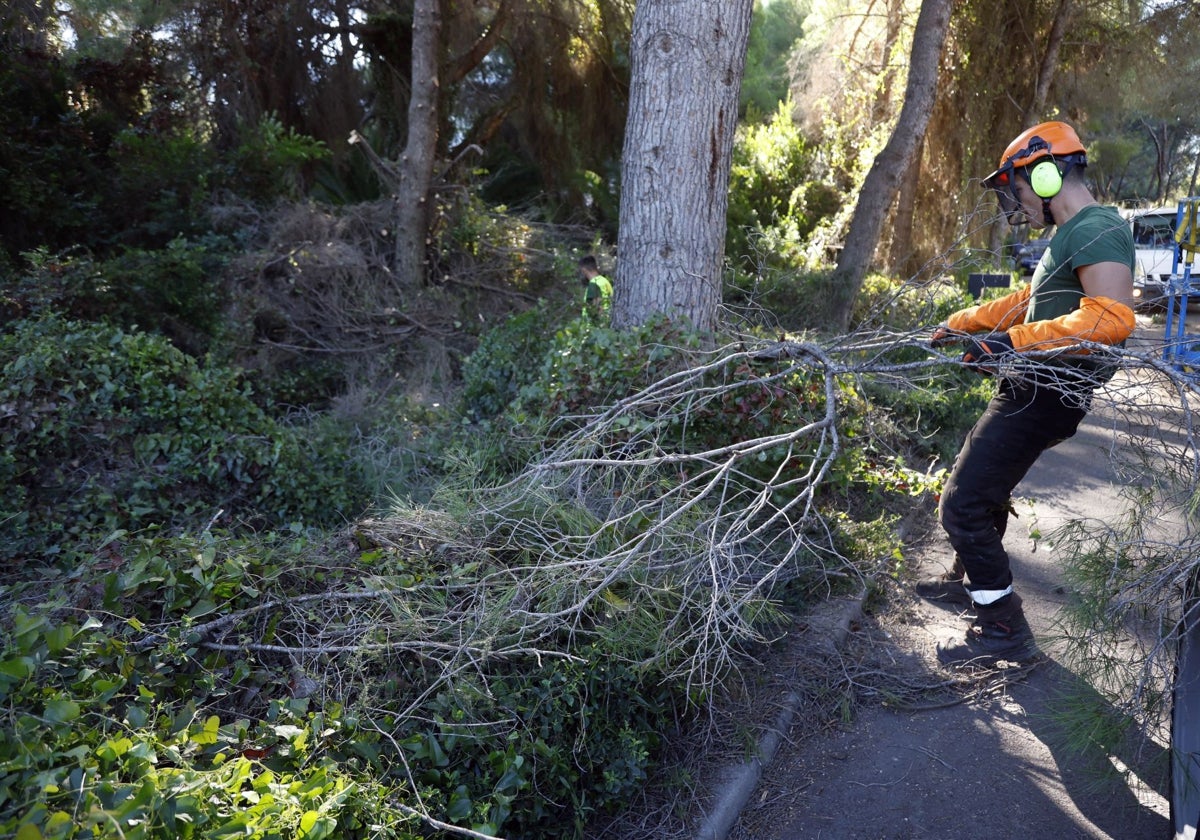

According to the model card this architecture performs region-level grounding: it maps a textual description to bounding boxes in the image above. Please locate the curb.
[692,591,867,840]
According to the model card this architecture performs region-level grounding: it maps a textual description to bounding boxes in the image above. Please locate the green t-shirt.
[1025,204,1134,323]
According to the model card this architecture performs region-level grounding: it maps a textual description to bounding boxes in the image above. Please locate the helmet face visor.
[983,163,1027,225]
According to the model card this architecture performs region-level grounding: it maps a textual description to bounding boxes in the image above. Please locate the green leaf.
[45,811,73,832]
[0,658,34,681]
[186,599,218,619]
[301,814,337,840]
[191,715,221,745]
[446,786,473,821]
[125,703,149,729]
[15,823,42,840]
[44,699,80,724]
[494,754,526,796]
[97,736,134,763]
[12,609,47,652]
[44,623,76,654]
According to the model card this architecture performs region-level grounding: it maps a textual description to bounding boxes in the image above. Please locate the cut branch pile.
[139,315,1200,725]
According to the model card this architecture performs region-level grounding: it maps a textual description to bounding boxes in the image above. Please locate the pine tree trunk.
[888,136,923,278]
[612,0,755,333]
[393,0,441,287]
[829,0,952,331]
[1027,0,1071,123]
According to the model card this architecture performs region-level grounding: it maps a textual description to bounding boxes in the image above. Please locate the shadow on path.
[729,406,1175,840]
[729,617,1170,840]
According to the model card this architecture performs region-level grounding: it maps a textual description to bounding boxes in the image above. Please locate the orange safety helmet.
[984,121,1087,225]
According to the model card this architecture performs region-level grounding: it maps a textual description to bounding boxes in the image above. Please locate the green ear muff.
[1028,159,1063,198]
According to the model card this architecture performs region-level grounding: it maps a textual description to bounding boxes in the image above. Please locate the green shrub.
[0,315,368,563]
[852,272,974,331]
[104,129,218,249]
[727,268,972,336]
[723,266,842,330]
[726,102,841,271]
[432,651,673,836]
[0,533,423,840]
[226,114,331,203]
[460,303,566,422]
[4,237,233,356]
[0,517,687,840]
[514,315,703,421]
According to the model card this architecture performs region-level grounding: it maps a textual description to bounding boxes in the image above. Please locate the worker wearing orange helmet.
[917,121,1136,666]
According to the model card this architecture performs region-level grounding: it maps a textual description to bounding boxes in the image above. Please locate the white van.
[1122,206,1178,307]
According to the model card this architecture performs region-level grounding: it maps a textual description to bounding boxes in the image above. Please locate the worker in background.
[579,254,612,319]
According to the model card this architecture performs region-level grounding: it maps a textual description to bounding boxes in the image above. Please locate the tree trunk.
[612,0,755,333]
[1027,0,1071,123]
[872,0,905,125]
[393,0,441,286]
[829,0,952,331]
[888,135,923,278]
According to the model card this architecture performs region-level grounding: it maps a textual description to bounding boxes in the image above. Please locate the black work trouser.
[938,377,1091,598]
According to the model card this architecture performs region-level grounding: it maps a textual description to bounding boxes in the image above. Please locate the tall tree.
[828,0,952,330]
[1028,0,1072,123]
[613,0,755,332]
[350,0,441,286]
[393,0,441,285]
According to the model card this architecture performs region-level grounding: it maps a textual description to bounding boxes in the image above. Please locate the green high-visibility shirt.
[585,275,613,302]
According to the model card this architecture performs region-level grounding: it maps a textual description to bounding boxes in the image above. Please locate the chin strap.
[1042,198,1055,227]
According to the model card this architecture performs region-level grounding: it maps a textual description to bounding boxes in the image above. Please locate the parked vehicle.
[1011,238,1050,275]
[1122,206,1178,309]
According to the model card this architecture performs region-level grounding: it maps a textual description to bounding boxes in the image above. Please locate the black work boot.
[936,593,1038,666]
[915,558,972,608]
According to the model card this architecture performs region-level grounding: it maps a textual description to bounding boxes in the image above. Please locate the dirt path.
[725,406,1175,840]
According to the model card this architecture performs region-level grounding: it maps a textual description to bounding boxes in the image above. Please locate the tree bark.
[393,0,441,286]
[888,135,923,278]
[612,0,755,333]
[1027,0,1071,123]
[829,0,952,331]
[872,0,905,125]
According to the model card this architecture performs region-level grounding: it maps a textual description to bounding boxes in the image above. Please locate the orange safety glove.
[1007,296,1135,353]
[946,287,1032,335]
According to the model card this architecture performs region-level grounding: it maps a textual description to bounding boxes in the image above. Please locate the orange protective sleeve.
[945,287,1031,334]
[1006,296,1135,353]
